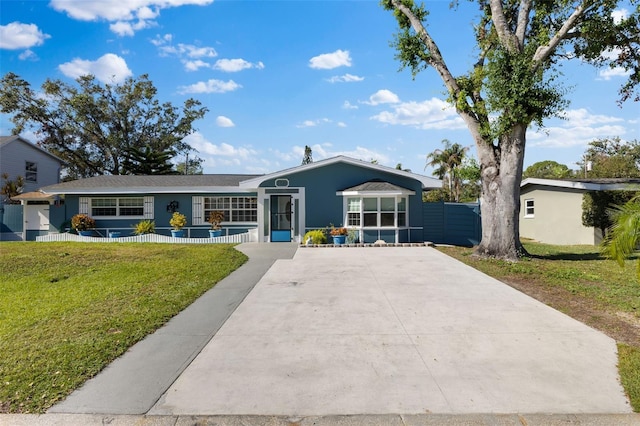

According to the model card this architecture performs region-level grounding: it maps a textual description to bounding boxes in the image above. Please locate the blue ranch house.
[30,156,442,243]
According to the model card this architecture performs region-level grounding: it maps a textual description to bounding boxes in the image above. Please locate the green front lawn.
[439,241,640,411]
[0,242,247,413]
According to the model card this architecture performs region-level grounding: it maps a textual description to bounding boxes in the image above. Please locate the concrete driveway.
[150,246,631,415]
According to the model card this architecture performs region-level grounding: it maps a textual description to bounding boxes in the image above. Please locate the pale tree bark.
[388,0,597,259]
[475,124,528,258]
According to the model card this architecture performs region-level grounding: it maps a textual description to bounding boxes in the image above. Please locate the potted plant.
[207,210,225,237]
[133,219,155,235]
[169,211,187,237]
[71,213,96,236]
[329,225,348,245]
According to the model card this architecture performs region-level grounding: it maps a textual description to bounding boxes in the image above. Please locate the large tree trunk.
[475,124,528,260]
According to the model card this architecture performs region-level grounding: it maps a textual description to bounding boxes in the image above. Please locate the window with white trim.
[79,196,153,218]
[202,196,258,223]
[347,198,361,226]
[25,161,37,182]
[346,196,408,228]
[524,199,535,217]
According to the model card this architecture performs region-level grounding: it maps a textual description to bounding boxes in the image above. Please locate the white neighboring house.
[519,177,640,246]
[0,135,63,240]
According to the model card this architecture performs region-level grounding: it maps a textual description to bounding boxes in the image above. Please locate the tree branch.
[515,0,532,47]
[489,0,519,52]
[532,1,589,68]
[391,0,495,162]
[391,0,460,95]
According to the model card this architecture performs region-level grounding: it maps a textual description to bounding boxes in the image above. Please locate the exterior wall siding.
[0,140,61,194]
[519,186,600,245]
[63,192,258,237]
[259,162,424,233]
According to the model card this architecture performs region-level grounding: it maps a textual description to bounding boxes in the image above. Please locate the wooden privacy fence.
[36,230,258,244]
[0,204,23,241]
[423,201,481,246]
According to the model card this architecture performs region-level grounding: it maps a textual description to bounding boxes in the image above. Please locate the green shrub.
[133,219,155,235]
[304,229,327,244]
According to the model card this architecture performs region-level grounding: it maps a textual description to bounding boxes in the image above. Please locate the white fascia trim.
[239,155,441,189]
[521,178,640,191]
[337,190,415,196]
[42,186,258,195]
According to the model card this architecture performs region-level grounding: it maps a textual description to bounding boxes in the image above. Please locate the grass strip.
[438,241,640,412]
[0,242,247,413]
[618,344,640,410]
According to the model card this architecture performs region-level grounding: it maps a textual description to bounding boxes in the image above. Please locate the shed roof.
[521,177,640,192]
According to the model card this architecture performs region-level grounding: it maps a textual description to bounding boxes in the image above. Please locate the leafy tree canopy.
[382,0,639,259]
[0,73,208,179]
[582,190,637,235]
[1,173,24,204]
[121,145,178,175]
[582,137,640,178]
[175,157,204,175]
[426,139,469,202]
[523,160,573,179]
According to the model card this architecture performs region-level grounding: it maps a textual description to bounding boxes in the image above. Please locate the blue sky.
[1,0,638,176]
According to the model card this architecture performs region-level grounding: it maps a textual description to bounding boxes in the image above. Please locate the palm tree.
[602,195,640,280]
[426,139,469,202]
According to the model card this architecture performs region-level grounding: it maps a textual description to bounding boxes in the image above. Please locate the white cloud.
[342,101,358,110]
[327,73,364,83]
[309,49,351,69]
[50,0,213,36]
[184,132,257,163]
[184,59,211,72]
[178,79,242,94]
[612,9,628,24]
[370,97,465,130]
[151,33,172,46]
[152,35,218,70]
[18,49,37,61]
[110,19,156,37]
[598,67,631,80]
[216,116,235,127]
[560,108,625,126]
[296,118,331,128]
[157,42,217,58]
[363,89,400,106]
[213,58,265,72]
[278,144,390,165]
[337,122,347,128]
[0,22,50,50]
[529,108,628,148]
[596,48,632,80]
[58,53,133,84]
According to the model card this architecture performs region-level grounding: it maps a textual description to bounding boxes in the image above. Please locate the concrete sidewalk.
[151,246,631,416]
[3,413,640,425]
[49,242,298,415]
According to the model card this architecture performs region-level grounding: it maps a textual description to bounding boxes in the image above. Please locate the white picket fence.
[36,229,258,244]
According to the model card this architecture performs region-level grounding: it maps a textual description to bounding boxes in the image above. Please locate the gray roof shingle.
[41,174,262,193]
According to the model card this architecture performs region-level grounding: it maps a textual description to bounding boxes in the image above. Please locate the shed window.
[524,199,535,217]
[25,161,37,182]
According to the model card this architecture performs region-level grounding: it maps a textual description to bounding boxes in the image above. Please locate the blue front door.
[270,195,292,242]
